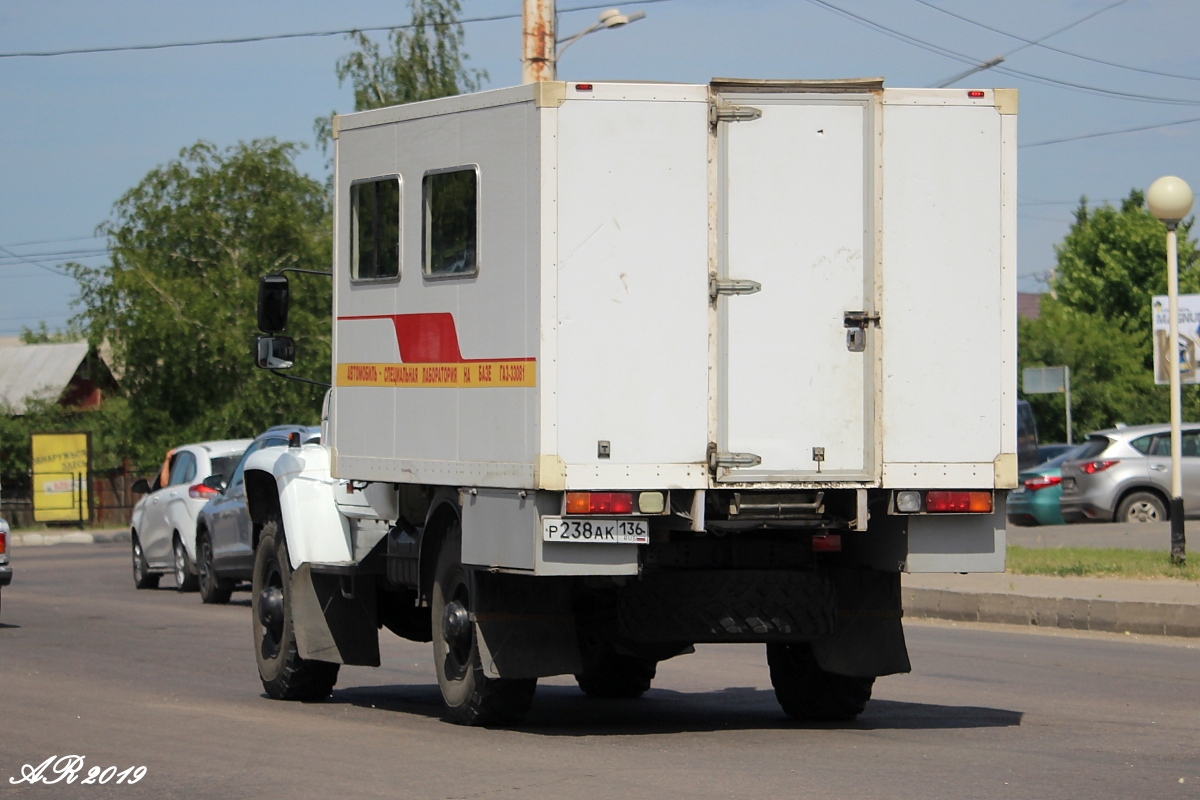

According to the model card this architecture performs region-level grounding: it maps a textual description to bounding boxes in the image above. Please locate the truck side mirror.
[257,274,290,333]
[255,336,295,370]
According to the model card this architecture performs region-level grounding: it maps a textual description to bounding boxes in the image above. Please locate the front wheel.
[131,533,159,590]
[252,521,339,700]
[173,535,199,592]
[1116,491,1167,524]
[431,521,536,726]
[767,642,874,722]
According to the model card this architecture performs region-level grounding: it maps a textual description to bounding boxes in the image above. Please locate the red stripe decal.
[338,313,533,364]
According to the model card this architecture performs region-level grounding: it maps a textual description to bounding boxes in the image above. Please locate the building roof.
[0,341,92,413]
[1018,292,1043,320]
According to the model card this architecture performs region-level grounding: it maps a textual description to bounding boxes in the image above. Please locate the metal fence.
[1,463,154,529]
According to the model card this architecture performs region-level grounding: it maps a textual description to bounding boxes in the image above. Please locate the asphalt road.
[2,543,1198,799]
[1007,520,1188,551]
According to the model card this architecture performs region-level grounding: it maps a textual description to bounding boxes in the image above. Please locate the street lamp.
[521,3,646,83]
[1148,175,1194,566]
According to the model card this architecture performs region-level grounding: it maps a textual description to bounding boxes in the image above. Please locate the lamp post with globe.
[1147,175,1194,566]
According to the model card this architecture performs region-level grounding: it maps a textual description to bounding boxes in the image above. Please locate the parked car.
[1036,443,1076,464]
[129,439,253,590]
[0,516,11,615]
[1059,423,1200,523]
[194,426,320,604]
[1006,444,1087,526]
[1017,400,1040,472]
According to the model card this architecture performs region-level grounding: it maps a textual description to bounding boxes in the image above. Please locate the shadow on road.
[0,622,20,629]
[329,682,1022,735]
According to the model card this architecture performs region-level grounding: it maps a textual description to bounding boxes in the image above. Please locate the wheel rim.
[1126,501,1161,523]
[439,577,473,682]
[257,557,285,661]
[132,540,144,582]
[198,539,213,593]
[174,541,187,584]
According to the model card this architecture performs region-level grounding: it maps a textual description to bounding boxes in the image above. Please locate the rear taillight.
[925,491,994,513]
[1023,475,1063,492]
[811,534,841,553]
[188,483,219,500]
[0,530,6,555]
[565,492,633,514]
[1080,460,1119,474]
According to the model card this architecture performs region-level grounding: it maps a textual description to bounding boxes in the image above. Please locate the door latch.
[709,99,763,127]
[844,310,879,353]
[710,275,762,301]
[707,442,762,471]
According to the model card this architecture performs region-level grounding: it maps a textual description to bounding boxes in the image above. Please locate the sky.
[2,0,1199,336]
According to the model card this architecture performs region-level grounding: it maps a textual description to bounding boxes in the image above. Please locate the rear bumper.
[1058,499,1112,524]
[0,564,12,587]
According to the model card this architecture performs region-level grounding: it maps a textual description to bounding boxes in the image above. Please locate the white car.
[0,516,11,615]
[129,440,252,591]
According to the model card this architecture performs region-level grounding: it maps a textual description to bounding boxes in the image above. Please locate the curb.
[904,587,1200,639]
[11,530,130,547]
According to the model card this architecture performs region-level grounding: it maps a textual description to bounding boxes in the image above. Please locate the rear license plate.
[542,517,649,544]
[1063,478,1076,490]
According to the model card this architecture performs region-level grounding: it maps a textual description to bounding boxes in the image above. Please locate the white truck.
[245,77,1017,726]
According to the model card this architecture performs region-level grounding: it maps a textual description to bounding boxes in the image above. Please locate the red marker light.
[188,483,219,500]
[811,534,842,553]
[1080,460,1119,474]
[575,83,594,91]
[967,90,985,98]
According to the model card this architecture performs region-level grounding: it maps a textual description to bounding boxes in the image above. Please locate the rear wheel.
[252,521,339,700]
[197,532,233,605]
[131,533,159,590]
[767,642,874,722]
[1116,491,1167,523]
[173,535,199,592]
[575,644,656,699]
[431,521,536,726]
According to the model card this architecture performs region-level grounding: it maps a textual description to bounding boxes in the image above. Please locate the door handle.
[1151,464,1168,471]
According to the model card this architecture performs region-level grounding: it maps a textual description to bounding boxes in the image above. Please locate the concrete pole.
[1064,366,1072,446]
[522,0,555,83]
[1167,223,1187,565]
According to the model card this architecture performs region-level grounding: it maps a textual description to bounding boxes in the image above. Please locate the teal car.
[1006,445,1085,526]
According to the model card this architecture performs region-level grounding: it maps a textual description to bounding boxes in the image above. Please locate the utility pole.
[522,0,555,83]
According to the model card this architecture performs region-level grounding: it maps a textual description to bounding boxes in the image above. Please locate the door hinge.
[708,443,762,471]
[843,310,881,328]
[709,99,763,127]
[710,274,762,301]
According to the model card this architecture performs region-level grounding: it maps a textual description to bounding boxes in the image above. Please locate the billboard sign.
[31,432,90,523]
[1152,294,1200,385]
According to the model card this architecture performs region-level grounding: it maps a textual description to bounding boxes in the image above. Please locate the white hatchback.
[129,440,252,591]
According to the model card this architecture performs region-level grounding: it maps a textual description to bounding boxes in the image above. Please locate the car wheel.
[767,642,874,722]
[252,520,339,700]
[131,533,159,590]
[173,535,199,592]
[196,531,233,605]
[1117,492,1167,524]
[431,521,536,726]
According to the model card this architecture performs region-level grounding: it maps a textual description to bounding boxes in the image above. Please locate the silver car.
[1058,422,1200,523]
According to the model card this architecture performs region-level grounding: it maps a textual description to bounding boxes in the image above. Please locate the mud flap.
[290,564,381,667]
[472,572,582,680]
[812,568,911,678]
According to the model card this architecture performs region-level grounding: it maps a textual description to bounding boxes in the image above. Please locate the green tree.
[315,0,485,148]
[66,139,331,467]
[1020,190,1199,442]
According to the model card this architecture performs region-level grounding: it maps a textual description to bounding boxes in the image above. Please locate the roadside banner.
[31,432,90,523]
[1152,294,1200,385]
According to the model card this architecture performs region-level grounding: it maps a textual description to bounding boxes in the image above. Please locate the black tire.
[1116,491,1167,524]
[252,520,339,700]
[173,534,199,592]
[131,533,159,590]
[197,531,233,605]
[431,521,536,726]
[767,642,874,722]
[575,645,656,699]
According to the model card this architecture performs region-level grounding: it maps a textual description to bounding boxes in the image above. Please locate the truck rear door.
[711,80,879,483]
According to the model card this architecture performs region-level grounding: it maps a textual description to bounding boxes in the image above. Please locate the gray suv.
[1059,422,1200,523]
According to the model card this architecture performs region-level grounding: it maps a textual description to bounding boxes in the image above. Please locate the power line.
[0,0,672,59]
[0,234,103,248]
[0,245,74,278]
[912,0,1200,83]
[1022,117,1200,148]
[0,248,108,263]
[802,0,1200,106]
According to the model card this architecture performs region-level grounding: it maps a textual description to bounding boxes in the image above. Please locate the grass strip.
[1007,546,1200,581]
